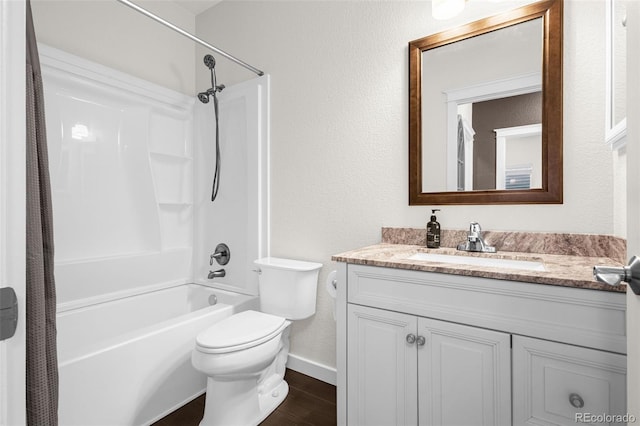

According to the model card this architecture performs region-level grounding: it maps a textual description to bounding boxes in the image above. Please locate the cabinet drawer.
[346,264,626,353]
[512,336,627,426]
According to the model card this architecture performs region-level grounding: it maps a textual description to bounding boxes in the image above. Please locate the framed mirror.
[409,0,562,205]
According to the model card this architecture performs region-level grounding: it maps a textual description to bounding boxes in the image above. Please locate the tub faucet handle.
[210,243,230,266]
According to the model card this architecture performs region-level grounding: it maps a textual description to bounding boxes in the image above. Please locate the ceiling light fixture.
[432,0,466,20]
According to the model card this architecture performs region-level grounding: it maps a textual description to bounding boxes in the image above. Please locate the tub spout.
[208,269,226,279]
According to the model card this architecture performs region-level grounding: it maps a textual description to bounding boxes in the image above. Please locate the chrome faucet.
[457,222,496,253]
[208,268,226,279]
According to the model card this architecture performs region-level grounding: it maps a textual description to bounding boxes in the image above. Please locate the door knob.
[406,334,416,344]
[569,393,584,409]
[594,256,640,295]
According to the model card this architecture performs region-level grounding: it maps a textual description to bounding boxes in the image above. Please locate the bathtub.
[57,283,258,426]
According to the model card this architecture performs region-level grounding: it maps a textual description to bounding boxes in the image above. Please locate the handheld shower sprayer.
[198,54,225,104]
[204,54,216,69]
[197,54,225,202]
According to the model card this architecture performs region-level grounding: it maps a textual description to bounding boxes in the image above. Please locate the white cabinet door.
[347,304,418,426]
[513,336,627,426]
[417,318,511,426]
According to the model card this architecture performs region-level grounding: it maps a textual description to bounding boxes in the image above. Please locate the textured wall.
[31,0,196,95]
[196,0,617,371]
[25,0,625,383]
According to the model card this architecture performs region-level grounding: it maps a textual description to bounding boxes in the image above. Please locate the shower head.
[197,85,226,103]
[204,54,216,69]
[197,92,210,104]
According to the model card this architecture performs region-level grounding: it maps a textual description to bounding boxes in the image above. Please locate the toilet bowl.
[192,257,322,426]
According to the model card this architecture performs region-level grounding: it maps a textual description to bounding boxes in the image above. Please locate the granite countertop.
[332,243,626,293]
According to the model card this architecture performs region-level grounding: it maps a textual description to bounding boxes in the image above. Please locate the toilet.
[192,257,322,426]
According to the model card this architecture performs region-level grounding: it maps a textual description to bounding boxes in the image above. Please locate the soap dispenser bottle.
[426,209,441,248]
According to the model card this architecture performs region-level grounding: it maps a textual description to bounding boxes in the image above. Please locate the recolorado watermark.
[575,413,637,423]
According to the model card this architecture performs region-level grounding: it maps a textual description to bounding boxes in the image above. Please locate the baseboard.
[286,353,337,386]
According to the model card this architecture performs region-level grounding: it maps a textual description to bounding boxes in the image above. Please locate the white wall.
[31,0,196,95]
[196,0,616,370]
[25,0,619,376]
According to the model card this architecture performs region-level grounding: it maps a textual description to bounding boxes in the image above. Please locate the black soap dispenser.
[426,209,441,248]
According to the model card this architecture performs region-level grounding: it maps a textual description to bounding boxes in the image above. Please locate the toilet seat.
[196,310,288,354]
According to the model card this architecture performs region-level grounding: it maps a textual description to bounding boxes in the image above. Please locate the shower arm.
[115,0,264,77]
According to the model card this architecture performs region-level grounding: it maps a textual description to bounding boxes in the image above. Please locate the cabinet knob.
[569,393,584,409]
[416,335,426,346]
[406,334,416,344]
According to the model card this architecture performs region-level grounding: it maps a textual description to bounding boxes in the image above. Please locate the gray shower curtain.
[26,1,58,424]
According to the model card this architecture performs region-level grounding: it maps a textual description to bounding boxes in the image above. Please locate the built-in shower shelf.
[149,152,193,205]
[149,151,192,161]
[157,203,192,250]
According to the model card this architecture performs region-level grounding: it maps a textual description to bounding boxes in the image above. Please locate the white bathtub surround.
[57,284,258,426]
[40,44,195,306]
[41,44,273,425]
[193,75,270,296]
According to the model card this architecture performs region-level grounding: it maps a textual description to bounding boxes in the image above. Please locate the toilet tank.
[254,257,323,320]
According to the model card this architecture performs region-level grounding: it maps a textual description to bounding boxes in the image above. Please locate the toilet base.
[256,379,289,424]
[196,323,292,426]
[198,375,289,426]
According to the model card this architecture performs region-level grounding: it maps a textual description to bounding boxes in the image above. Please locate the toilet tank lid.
[254,257,322,272]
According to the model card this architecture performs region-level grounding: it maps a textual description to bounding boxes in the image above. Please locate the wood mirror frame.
[409,0,563,205]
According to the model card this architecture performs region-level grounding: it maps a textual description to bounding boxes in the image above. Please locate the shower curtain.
[26,0,58,424]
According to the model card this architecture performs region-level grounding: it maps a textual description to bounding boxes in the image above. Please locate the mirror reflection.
[605,0,627,148]
[611,0,627,127]
[421,18,543,193]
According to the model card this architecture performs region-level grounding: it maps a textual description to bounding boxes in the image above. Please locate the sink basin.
[407,252,545,271]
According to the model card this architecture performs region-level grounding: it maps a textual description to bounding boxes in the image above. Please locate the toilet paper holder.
[326,270,338,321]
[326,270,338,295]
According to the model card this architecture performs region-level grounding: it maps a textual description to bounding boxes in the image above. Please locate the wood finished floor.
[152,369,337,426]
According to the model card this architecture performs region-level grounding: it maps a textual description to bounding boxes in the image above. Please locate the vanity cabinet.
[347,304,511,426]
[337,263,627,426]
